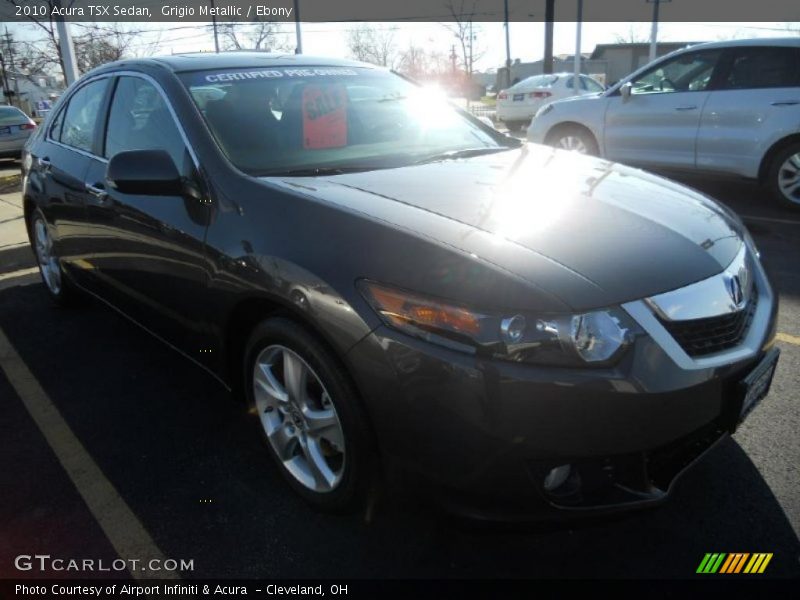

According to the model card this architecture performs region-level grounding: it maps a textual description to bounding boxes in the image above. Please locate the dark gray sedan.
[21,53,779,518]
[0,105,36,159]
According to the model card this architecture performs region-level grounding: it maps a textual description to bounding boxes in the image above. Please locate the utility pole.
[51,0,79,85]
[3,29,20,107]
[647,0,670,63]
[573,0,583,92]
[293,0,302,54]
[54,20,79,85]
[503,0,512,88]
[468,21,472,77]
[0,52,10,105]
[210,0,219,53]
[543,0,555,75]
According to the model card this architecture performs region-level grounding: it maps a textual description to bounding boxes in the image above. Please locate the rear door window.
[719,47,800,90]
[60,78,109,152]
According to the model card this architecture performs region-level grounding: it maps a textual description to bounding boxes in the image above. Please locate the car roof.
[101,52,376,74]
[684,37,800,51]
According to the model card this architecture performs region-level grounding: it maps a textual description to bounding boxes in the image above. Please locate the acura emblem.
[727,274,744,308]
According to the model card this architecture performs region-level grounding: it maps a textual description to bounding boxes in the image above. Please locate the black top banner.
[0,0,799,23]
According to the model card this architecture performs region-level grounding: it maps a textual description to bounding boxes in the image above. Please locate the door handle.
[37,156,51,170]
[674,105,698,111]
[85,183,108,202]
[771,100,799,106]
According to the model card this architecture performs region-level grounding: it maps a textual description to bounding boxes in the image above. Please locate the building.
[589,42,702,85]
[2,70,64,118]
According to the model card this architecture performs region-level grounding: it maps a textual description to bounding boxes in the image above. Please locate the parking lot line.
[0,267,38,282]
[776,332,800,346]
[0,326,179,581]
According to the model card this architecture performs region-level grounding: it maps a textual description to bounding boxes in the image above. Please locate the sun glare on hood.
[489,149,591,241]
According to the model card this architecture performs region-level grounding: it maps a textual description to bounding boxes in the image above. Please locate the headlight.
[358,281,634,367]
[742,228,760,260]
[535,103,554,118]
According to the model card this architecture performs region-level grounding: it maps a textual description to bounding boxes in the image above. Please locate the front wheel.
[244,317,375,512]
[767,143,800,210]
[548,125,599,156]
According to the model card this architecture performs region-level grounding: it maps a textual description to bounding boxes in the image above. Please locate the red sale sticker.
[302,84,348,150]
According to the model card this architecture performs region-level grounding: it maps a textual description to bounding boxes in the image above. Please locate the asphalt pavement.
[0,159,798,581]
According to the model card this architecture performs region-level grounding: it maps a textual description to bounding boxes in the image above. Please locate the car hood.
[267,144,744,311]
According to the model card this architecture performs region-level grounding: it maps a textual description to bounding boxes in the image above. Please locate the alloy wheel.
[253,345,346,493]
[777,152,800,205]
[556,135,588,154]
[33,217,62,295]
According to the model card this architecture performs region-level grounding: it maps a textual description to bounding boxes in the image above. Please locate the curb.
[0,173,21,185]
[0,244,35,275]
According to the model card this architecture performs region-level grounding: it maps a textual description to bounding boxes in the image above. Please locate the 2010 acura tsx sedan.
[22,53,780,519]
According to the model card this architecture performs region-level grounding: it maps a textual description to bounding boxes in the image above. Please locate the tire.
[766,142,800,211]
[548,125,599,156]
[30,209,79,306]
[243,317,375,512]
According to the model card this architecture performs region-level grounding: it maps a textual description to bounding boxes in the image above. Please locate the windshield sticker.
[200,68,359,84]
[302,84,347,150]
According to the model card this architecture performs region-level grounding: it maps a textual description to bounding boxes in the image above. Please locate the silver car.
[0,105,37,159]
[529,39,800,210]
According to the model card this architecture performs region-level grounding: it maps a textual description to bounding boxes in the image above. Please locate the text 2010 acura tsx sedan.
[22,54,780,518]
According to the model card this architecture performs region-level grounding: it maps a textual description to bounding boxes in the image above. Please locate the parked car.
[0,105,37,159]
[497,73,604,132]
[22,53,779,518]
[528,39,800,209]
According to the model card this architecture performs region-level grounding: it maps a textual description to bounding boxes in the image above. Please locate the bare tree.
[397,44,451,80]
[13,24,140,80]
[440,1,487,78]
[346,24,399,68]
[5,1,67,80]
[613,24,650,44]
[219,20,290,51]
[6,2,142,81]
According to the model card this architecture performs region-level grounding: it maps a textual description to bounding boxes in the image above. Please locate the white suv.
[528,39,800,209]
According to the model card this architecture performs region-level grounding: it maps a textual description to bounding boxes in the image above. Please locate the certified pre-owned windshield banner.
[1,0,799,22]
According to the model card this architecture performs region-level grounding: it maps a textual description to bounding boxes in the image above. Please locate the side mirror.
[106,149,182,196]
[620,82,632,101]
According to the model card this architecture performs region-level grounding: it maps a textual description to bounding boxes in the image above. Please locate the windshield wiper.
[413,147,512,165]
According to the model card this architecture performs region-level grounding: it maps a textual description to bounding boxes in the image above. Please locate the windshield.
[181,67,512,175]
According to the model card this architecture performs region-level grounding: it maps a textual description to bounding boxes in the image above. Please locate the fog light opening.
[543,464,572,493]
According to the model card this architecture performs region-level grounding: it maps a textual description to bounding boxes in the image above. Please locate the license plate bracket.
[739,347,780,421]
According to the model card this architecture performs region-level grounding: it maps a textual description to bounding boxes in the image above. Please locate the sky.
[5,20,799,74]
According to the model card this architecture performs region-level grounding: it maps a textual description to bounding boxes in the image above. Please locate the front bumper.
[345,275,778,519]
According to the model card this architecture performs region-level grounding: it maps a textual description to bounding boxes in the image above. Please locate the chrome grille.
[659,287,759,357]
